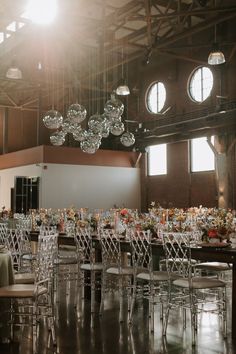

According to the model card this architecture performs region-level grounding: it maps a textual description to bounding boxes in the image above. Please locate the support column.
[2,108,8,154]
[207,134,236,208]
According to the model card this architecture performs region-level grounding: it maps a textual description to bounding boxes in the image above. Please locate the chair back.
[16,216,32,231]
[74,227,94,265]
[65,220,76,237]
[99,228,121,270]
[39,225,58,235]
[129,229,152,273]
[5,228,28,270]
[0,223,7,245]
[162,232,194,278]
[36,232,58,282]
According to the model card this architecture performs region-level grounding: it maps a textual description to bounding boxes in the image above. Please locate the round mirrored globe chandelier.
[43,92,135,153]
[42,41,135,153]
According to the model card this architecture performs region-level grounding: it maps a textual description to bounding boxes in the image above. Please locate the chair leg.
[149,282,155,333]
[119,277,124,323]
[163,283,171,336]
[222,287,227,338]
[91,272,95,313]
[99,272,106,316]
[189,290,197,346]
[10,299,14,341]
[129,278,137,323]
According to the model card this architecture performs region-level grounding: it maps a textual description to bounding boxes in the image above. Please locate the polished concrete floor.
[0,280,236,354]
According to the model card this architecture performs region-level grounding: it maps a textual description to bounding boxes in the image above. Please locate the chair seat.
[137,270,169,282]
[0,284,47,298]
[14,272,35,284]
[173,276,226,289]
[195,262,232,271]
[160,258,197,265]
[59,245,76,251]
[80,263,103,271]
[106,266,134,275]
[55,257,78,265]
[22,253,37,260]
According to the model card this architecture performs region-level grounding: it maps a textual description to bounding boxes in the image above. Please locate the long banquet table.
[30,232,236,339]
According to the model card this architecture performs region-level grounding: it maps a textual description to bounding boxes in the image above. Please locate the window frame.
[145,81,167,114]
[188,66,213,103]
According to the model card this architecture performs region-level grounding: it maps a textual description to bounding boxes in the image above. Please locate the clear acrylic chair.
[52,225,78,301]
[99,228,134,322]
[4,228,33,272]
[162,231,227,346]
[0,232,58,353]
[129,229,169,332]
[74,227,103,314]
[0,222,7,245]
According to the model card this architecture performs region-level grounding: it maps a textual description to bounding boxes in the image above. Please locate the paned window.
[148,144,167,176]
[191,137,215,172]
[146,82,166,114]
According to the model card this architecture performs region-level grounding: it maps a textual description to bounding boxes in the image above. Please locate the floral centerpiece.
[0,206,11,220]
[200,208,234,243]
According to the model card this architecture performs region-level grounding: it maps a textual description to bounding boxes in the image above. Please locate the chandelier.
[43,92,135,153]
[42,27,136,153]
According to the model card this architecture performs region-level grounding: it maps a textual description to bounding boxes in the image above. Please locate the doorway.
[14,176,40,213]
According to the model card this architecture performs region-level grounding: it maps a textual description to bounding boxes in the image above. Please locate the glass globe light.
[101,126,110,138]
[50,131,66,146]
[67,103,87,123]
[104,93,124,120]
[80,140,99,154]
[72,128,87,142]
[88,114,108,134]
[61,119,80,134]
[43,110,63,129]
[87,130,102,145]
[110,121,125,136]
[104,113,122,125]
[120,132,135,147]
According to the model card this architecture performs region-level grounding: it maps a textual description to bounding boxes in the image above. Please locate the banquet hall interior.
[0,0,236,353]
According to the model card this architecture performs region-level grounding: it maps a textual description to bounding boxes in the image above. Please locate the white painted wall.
[41,163,141,209]
[0,163,141,210]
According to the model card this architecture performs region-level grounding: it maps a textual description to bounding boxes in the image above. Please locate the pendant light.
[208,24,225,65]
[116,48,130,96]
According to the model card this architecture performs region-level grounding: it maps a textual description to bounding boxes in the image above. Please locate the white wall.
[41,163,141,209]
[0,163,141,210]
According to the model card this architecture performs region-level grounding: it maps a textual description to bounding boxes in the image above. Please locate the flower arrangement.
[119,208,135,225]
[0,206,11,219]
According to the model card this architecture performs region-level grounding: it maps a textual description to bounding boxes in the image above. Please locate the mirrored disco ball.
[88,114,108,134]
[101,126,110,138]
[50,131,66,146]
[43,110,63,129]
[104,94,124,120]
[61,119,80,134]
[104,113,122,124]
[67,103,87,124]
[80,140,99,154]
[87,130,102,144]
[73,128,87,142]
[110,121,125,136]
[120,132,135,147]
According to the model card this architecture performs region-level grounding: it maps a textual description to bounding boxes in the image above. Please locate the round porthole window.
[146,81,166,114]
[188,66,213,103]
